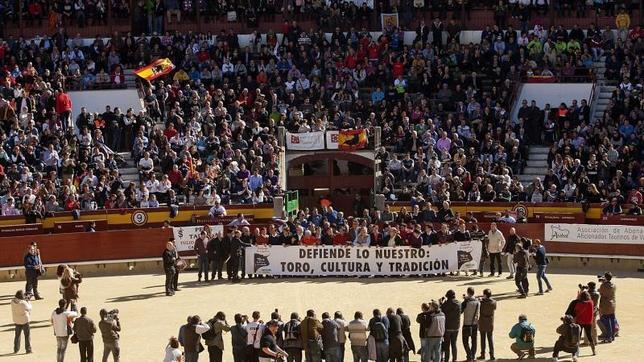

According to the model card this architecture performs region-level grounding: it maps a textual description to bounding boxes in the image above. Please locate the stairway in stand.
[518,146,549,186]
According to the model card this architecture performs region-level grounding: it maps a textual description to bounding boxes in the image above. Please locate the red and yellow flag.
[338,129,368,150]
[134,58,175,81]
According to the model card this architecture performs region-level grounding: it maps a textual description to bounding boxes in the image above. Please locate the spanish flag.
[338,129,368,150]
[134,58,175,81]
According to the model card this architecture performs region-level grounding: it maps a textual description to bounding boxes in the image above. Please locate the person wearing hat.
[259,320,288,362]
[508,314,535,359]
[552,315,581,362]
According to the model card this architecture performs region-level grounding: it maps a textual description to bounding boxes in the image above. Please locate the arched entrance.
[287,153,374,216]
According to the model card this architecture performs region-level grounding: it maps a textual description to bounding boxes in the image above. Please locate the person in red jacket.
[574,291,596,355]
[332,226,349,246]
[55,89,73,130]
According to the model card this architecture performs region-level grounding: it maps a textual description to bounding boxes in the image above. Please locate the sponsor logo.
[254,253,270,272]
[131,210,148,226]
[290,135,300,144]
[549,225,570,239]
[512,204,528,219]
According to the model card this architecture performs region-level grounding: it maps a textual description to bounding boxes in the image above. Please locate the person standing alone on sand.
[11,290,32,354]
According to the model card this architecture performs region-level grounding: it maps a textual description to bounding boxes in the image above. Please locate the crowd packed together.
[0,2,641,219]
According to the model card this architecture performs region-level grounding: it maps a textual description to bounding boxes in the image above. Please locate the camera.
[597,275,606,282]
[106,309,119,322]
[578,283,589,290]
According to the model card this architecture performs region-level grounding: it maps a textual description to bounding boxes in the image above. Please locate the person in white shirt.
[346,311,369,361]
[138,152,154,181]
[208,201,227,218]
[163,336,183,362]
[334,312,348,361]
[11,290,32,354]
[245,311,265,361]
[487,223,506,277]
[51,299,78,362]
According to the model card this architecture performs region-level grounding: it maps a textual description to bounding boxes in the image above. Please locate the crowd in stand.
[0,1,641,218]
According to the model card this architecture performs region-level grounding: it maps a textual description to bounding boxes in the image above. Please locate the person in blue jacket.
[23,242,43,300]
[509,314,535,359]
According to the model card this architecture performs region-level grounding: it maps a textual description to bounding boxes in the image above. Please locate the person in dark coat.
[397,308,415,360]
[440,290,461,362]
[194,231,209,282]
[207,231,224,280]
[23,243,43,300]
[229,230,245,282]
[478,288,497,360]
[386,308,406,362]
[162,241,178,296]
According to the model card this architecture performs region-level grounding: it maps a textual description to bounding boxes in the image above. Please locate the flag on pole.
[134,58,175,81]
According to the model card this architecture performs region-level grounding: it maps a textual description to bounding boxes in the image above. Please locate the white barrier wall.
[69,89,143,118]
[511,83,594,122]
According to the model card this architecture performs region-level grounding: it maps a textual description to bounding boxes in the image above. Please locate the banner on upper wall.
[244,241,482,276]
[286,132,325,150]
[326,130,339,149]
[544,223,644,244]
[338,129,368,150]
[172,225,224,252]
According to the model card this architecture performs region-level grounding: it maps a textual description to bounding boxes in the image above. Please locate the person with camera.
[460,287,480,362]
[532,239,553,295]
[586,282,600,345]
[51,298,78,362]
[282,312,303,362]
[477,288,496,361]
[368,309,389,362]
[598,272,617,343]
[417,301,445,362]
[11,290,32,354]
[245,311,265,362]
[486,223,505,277]
[347,311,369,362]
[440,290,461,362]
[204,311,231,362]
[508,314,535,359]
[73,307,97,362]
[99,308,121,362]
[162,241,179,296]
[300,309,323,362]
[164,336,183,362]
[259,320,289,362]
[574,291,596,355]
[182,315,211,362]
[552,315,581,362]
[513,242,531,298]
[23,242,44,300]
[230,314,249,362]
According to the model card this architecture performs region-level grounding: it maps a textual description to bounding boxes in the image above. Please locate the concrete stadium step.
[119,168,139,176]
[528,153,548,161]
[522,166,546,175]
[518,174,538,183]
[526,159,547,167]
[596,99,610,106]
[528,146,550,154]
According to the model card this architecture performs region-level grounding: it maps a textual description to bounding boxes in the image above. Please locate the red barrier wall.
[1,223,641,268]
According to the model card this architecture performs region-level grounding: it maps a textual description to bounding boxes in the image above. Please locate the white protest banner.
[172,225,224,252]
[544,223,644,244]
[286,132,325,150]
[326,130,339,149]
[245,242,481,276]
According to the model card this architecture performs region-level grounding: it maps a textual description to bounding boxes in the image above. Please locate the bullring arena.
[0,2,643,362]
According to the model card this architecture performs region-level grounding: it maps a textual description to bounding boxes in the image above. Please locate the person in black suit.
[162,241,178,296]
[207,231,223,280]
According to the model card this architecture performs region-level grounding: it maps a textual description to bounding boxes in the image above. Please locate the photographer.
[552,315,581,362]
[460,287,480,362]
[99,309,121,362]
[259,320,289,362]
[204,311,231,362]
[598,272,617,343]
[231,314,248,362]
[282,312,303,362]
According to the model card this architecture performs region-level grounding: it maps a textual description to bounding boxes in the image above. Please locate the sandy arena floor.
[0,268,641,362]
